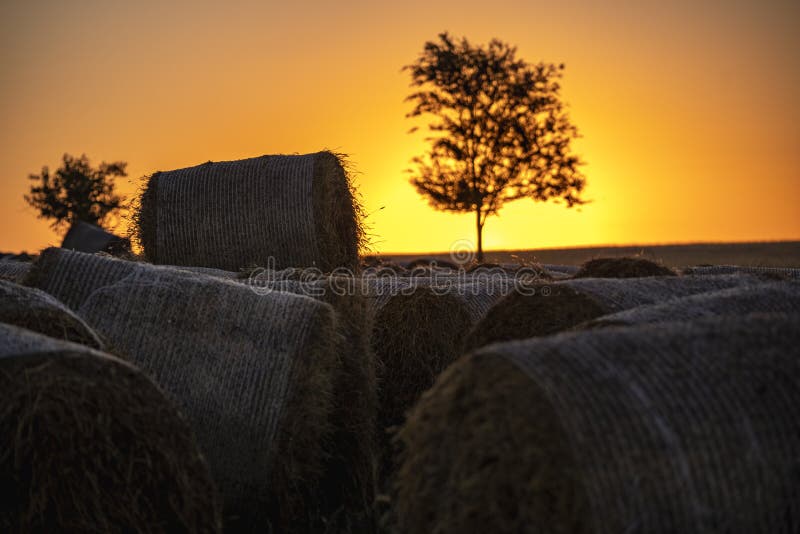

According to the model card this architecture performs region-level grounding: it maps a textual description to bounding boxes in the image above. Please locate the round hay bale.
[682,264,800,280]
[0,323,221,534]
[464,274,767,351]
[0,259,31,283]
[76,269,338,533]
[395,315,800,534]
[573,256,676,278]
[135,151,363,271]
[23,247,139,310]
[0,280,103,349]
[369,285,473,484]
[246,271,377,531]
[578,280,800,329]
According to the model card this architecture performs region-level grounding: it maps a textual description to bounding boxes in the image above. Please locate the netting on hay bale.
[24,248,239,310]
[135,151,363,271]
[578,280,800,329]
[0,260,31,283]
[74,269,338,533]
[244,271,377,531]
[394,314,800,534]
[0,323,222,534]
[464,273,769,351]
[23,248,139,310]
[682,264,800,280]
[0,280,104,349]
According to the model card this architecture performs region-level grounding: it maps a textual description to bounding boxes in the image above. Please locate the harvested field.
[395,314,800,534]
[0,323,221,534]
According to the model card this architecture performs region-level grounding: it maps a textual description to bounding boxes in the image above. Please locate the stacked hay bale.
[25,248,340,532]
[0,323,221,533]
[0,259,31,283]
[245,270,377,530]
[0,280,104,349]
[573,256,676,278]
[394,315,800,534]
[464,274,767,350]
[683,264,800,280]
[135,151,363,271]
[363,272,525,489]
[578,281,800,329]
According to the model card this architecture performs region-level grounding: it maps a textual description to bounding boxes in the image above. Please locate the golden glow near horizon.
[1,0,798,254]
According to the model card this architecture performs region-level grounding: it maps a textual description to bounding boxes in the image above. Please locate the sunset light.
[1,0,798,254]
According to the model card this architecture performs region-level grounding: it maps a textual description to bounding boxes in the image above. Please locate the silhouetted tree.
[24,153,127,234]
[405,33,587,262]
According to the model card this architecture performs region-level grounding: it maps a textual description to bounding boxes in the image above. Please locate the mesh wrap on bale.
[245,271,377,530]
[0,280,103,349]
[580,281,800,329]
[137,152,361,271]
[683,264,800,280]
[24,248,139,310]
[465,274,768,350]
[0,323,222,534]
[395,314,800,534]
[76,269,338,532]
[0,260,31,283]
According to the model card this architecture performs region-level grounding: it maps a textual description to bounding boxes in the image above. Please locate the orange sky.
[1,0,798,254]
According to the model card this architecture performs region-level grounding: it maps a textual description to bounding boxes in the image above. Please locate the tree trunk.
[475,207,484,263]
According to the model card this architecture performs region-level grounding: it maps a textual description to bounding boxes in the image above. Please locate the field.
[380,240,800,269]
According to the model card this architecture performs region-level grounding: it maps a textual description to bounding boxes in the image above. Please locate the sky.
[1,0,798,254]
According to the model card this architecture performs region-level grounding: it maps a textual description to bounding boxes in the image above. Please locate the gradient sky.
[1,0,798,254]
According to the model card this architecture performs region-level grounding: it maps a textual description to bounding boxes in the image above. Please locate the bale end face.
[463,284,605,351]
[371,287,473,487]
[393,353,590,534]
[0,351,222,534]
[574,257,676,279]
[312,151,365,272]
[132,172,159,262]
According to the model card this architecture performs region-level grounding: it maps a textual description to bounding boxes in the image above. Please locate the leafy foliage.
[24,154,127,233]
[405,33,587,259]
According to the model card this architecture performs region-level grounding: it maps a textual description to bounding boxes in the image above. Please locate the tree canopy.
[405,32,587,261]
[24,153,127,234]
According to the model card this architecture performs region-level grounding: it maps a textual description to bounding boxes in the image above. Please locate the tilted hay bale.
[395,315,800,534]
[245,271,377,530]
[579,280,800,329]
[464,274,767,350]
[0,260,31,283]
[76,269,338,533]
[0,280,103,349]
[683,264,800,280]
[0,323,221,534]
[24,247,139,310]
[573,256,676,278]
[136,151,363,271]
